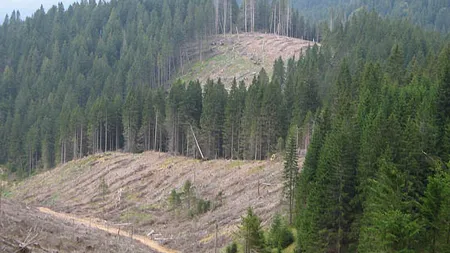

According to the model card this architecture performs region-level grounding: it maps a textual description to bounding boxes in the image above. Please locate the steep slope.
[11,152,303,252]
[180,33,315,87]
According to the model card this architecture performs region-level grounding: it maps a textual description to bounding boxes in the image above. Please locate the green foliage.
[0,0,320,173]
[225,241,238,253]
[169,180,213,217]
[268,214,294,250]
[358,151,421,252]
[420,168,450,252]
[293,8,450,252]
[283,126,298,225]
[239,207,266,253]
[169,189,182,210]
[196,198,211,215]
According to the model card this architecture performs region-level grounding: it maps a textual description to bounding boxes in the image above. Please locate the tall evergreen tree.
[283,125,298,225]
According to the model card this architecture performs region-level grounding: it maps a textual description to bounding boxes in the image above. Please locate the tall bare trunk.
[229,0,233,34]
[278,0,281,35]
[64,141,66,164]
[105,110,108,152]
[215,0,219,34]
[74,131,77,159]
[80,125,83,158]
[231,124,234,159]
[154,113,158,150]
[115,120,119,151]
[244,0,247,32]
[251,0,255,32]
[286,0,290,36]
[100,122,103,152]
[223,0,227,35]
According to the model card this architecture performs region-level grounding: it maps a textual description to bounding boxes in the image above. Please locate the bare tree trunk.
[100,122,103,152]
[159,124,162,153]
[63,141,66,164]
[80,125,83,158]
[223,0,227,35]
[244,0,247,32]
[278,0,281,35]
[273,9,276,34]
[154,113,158,150]
[251,0,255,32]
[229,0,233,34]
[231,124,234,159]
[74,131,77,159]
[286,0,290,36]
[115,121,119,151]
[148,122,152,150]
[215,0,219,34]
[105,109,108,152]
[29,148,32,176]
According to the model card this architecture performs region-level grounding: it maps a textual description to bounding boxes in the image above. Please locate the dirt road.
[38,207,179,253]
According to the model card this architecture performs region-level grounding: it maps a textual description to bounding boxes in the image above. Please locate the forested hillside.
[293,0,450,33]
[0,0,319,175]
[295,11,450,253]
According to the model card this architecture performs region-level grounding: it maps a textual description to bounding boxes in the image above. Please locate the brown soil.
[0,199,155,253]
[38,206,178,253]
[10,152,304,252]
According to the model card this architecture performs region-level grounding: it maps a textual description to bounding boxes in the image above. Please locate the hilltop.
[180,33,316,87]
[10,152,304,252]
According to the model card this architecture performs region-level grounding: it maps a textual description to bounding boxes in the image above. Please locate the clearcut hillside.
[10,151,304,252]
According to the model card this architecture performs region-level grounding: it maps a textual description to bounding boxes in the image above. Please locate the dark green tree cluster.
[295,9,450,253]
[0,0,322,175]
[293,0,450,33]
[235,208,294,253]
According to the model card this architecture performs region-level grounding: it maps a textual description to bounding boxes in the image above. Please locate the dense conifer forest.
[0,0,320,174]
[293,0,450,33]
[1,0,450,252]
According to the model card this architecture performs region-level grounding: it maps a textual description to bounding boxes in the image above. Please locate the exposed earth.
[0,199,156,253]
[5,151,304,252]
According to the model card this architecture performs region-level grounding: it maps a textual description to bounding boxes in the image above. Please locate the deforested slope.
[179,33,315,87]
[11,151,303,252]
[0,199,155,253]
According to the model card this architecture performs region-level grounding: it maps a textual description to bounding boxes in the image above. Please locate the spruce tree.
[239,207,266,253]
[283,125,298,225]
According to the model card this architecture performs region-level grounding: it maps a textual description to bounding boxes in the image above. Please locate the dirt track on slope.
[0,199,155,253]
[38,206,178,253]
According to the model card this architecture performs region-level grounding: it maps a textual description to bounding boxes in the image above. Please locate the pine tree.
[122,88,140,153]
[358,150,421,253]
[239,207,266,253]
[283,125,298,225]
[200,79,227,159]
[261,78,284,158]
[421,168,450,252]
[224,78,246,159]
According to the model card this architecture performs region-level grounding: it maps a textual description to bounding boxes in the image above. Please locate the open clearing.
[38,206,178,253]
[180,33,316,87]
[9,151,304,252]
[0,199,155,253]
